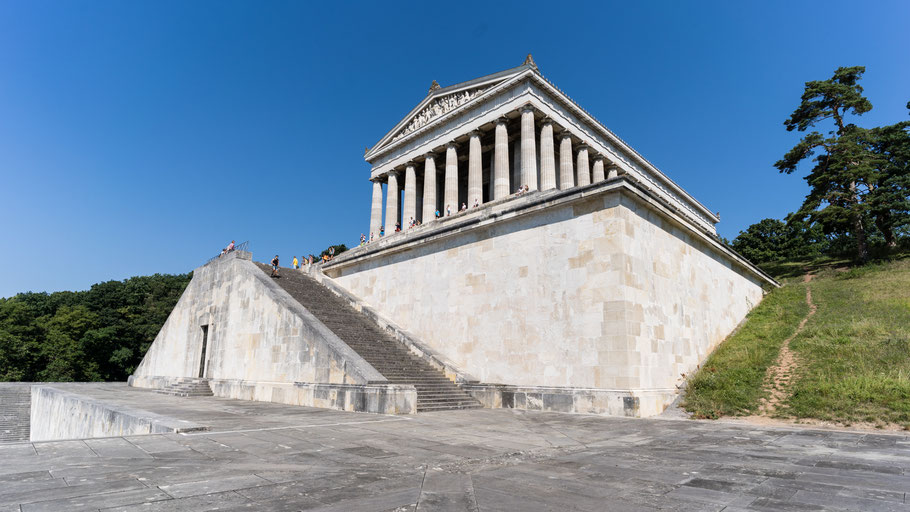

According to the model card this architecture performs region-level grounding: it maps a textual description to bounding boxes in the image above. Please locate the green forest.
[0,273,191,382]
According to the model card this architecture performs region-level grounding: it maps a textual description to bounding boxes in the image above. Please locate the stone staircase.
[255,263,481,412]
[0,384,30,443]
[155,378,214,397]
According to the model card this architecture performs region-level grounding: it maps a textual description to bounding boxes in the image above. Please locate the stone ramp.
[256,263,481,412]
[0,383,30,443]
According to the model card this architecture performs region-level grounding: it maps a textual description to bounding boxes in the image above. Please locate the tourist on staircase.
[270,255,280,277]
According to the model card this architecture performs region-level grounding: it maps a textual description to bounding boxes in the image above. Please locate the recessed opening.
[199,325,209,378]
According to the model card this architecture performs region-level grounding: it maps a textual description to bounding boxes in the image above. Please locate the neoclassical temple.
[321,55,776,416]
[323,55,777,416]
[131,56,776,418]
[365,55,718,240]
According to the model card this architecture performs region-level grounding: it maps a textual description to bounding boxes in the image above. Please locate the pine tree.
[775,66,874,262]
[866,113,910,248]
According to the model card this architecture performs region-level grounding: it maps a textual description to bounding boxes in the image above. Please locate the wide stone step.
[413,391,474,396]
[417,404,483,412]
[255,263,481,412]
[417,400,479,406]
[0,385,32,443]
[156,379,214,398]
[394,381,463,386]
[382,378,456,382]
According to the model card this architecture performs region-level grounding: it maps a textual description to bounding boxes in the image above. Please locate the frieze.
[391,86,490,142]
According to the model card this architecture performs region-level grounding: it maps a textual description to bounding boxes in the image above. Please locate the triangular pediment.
[365,63,536,160]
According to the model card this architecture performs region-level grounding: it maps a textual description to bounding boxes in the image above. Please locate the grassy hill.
[682,255,910,429]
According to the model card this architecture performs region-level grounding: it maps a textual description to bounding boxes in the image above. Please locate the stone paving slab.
[1,383,909,511]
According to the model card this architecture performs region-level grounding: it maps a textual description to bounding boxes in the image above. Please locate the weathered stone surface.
[0,383,31,443]
[327,180,772,416]
[2,387,909,511]
[132,251,383,387]
[127,251,416,415]
[30,385,206,442]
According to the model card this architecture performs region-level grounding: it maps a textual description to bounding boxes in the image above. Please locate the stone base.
[462,384,677,418]
[129,375,417,415]
[30,384,207,442]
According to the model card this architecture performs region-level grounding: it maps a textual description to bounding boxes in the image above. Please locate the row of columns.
[369,106,620,239]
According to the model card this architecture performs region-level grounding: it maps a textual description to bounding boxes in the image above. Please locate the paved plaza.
[1,384,909,511]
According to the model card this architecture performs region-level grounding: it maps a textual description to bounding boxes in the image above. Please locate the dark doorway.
[199,325,209,378]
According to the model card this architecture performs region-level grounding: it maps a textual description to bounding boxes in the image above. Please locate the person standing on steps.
[270,255,280,277]
[292,256,299,270]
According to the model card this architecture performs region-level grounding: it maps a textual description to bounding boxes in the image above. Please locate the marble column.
[559,132,574,189]
[607,165,619,179]
[444,142,458,214]
[539,119,556,190]
[403,163,417,228]
[422,154,437,222]
[520,106,538,191]
[592,156,605,183]
[576,144,591,186]
[512,139,521,193]
[385,171,400,232]
[493,118,510,200]
[369,179,383,240]
[468,131,483,207]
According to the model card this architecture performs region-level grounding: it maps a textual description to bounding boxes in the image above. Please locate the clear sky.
[1,0,907,298]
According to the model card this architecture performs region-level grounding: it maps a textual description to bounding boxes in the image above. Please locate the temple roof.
[364,61,536,160]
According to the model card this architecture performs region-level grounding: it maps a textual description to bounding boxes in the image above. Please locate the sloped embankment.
[683,257,910,429]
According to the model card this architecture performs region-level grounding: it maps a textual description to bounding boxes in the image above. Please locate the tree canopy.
[0,273,191,382]
[730,217,827,263]
[319,244,348,260]
[775,66,910,262]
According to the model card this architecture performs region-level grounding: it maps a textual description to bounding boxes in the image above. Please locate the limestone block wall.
[327,184,767,400]
[132,251,383,387]
[617,196,765,390]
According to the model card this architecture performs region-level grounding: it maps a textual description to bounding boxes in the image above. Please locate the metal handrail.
[208,240,249,264]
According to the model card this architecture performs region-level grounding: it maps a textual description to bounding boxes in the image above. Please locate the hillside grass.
[782,259,910,427]
[683,256,910,428]
[680,280,808,418]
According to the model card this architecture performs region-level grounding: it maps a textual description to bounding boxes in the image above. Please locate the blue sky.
[1,1,907,297]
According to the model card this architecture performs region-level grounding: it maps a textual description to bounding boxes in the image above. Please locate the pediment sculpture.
[391,86,490,142]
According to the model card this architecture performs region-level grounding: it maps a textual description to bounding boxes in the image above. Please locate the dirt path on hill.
[757,272,817,416]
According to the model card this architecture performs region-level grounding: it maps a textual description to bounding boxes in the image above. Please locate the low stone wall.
[462,383,676,418]
[130,376,417,415]
[30,385,206,442]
